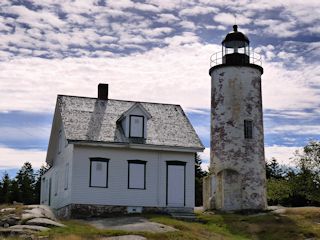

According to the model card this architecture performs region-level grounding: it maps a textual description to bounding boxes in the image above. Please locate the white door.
[167,165,185,206]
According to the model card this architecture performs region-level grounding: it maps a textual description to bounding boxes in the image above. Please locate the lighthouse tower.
[204,25,267,211]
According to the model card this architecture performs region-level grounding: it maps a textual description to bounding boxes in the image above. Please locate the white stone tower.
[204,25,267,211]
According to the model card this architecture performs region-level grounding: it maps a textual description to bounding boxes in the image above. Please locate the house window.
[58,130,62,154]
[45,179,48,201]
[128,160,146,189]
[129,115,144,138]
[244,120,253,139]
[89,158,109,188]
[54,172,58,196]
[64,163,69,190]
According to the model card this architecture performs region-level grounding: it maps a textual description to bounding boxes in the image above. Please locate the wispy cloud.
[0,146,46,169]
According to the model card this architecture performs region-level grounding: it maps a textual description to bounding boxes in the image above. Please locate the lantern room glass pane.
[223,40,249,56]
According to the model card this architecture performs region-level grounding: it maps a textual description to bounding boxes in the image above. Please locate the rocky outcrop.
[0,205,65,238]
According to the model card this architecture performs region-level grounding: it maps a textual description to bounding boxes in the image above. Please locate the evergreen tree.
[16,162,36,204]
[34,165,49,203]
[195,153,208,206]
[0,172,11,203]
[266,158,284,179]
[10,179,20,203]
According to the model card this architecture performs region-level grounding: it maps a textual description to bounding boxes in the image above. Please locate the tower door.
[166,162,186,207]
[222,170,241,210]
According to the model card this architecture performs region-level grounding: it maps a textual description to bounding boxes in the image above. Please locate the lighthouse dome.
[222,25,249,47]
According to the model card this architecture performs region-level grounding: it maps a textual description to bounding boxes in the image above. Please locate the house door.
[166,161,186,207]
[48,178,52,206]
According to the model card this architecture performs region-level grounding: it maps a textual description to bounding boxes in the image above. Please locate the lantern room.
[222,25,250,65]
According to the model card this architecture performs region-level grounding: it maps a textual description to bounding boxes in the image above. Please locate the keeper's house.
[40,84,204,218]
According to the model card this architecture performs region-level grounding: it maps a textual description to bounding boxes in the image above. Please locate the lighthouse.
[203,25,267,211]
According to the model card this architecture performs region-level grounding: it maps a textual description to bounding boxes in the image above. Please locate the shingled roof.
[57,95,204,150]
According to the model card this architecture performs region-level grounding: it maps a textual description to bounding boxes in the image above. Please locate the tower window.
[244,120,253,139]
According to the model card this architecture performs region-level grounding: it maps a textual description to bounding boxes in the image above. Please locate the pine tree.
[16,162,36,204]
[34,165,49,203]
[266,158,284,179]
[0,172,11,203]
[10,179,20,203]
[195,153,208,206]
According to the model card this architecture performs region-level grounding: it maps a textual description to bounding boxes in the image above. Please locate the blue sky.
[0,0,319,177]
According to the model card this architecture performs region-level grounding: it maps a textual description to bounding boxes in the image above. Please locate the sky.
[0,0,319,177]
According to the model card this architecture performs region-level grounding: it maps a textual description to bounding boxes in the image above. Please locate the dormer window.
[129,115,144,138]
[117,103,151,141]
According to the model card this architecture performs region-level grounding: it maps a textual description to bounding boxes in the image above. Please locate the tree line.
[266,140,320,206]
[0,162,47,205]
[1,141,318,207]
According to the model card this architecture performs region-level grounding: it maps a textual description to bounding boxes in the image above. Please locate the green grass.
[1,206,320,239]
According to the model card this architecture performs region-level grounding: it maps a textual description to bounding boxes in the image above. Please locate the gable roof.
[56,95,204,151]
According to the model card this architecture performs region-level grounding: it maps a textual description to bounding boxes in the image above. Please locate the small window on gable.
[54,172,58,196]
[129,115,144,138]
[244,120,253,139]
[90,158,109,188]
[128,160,146,189]
[58,130,62,154]
[64,163,69,190]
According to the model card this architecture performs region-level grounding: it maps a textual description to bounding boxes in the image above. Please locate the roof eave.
[69,140,205,152]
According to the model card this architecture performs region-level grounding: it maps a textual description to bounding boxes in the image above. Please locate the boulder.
[24,205,57,221]
[0,227,32,236]
[9,224,50,232]
[26,217,65,228]
[1,214,20,226]
[0,208,15,213]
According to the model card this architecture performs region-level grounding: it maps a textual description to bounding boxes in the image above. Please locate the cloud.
[0,126,50,141]
[213,13,252,25]
[199,147,210,171]
[0,36,319,114]
[0,146,46,169]
[267,125,320,135]
[265,145,302,166]
[0,40,219,112]
[179,6,218,16]
[156,13,180,24]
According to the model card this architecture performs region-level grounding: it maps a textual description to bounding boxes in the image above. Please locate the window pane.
[244,120,253,139]
[54,172,58,195]
[91,161,107,187]
[130,116,144,137]
[64,163,69,190]
[58,131,62,153]
[129,163,145,189]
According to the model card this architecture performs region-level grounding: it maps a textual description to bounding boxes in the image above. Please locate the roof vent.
[98,83,108,100]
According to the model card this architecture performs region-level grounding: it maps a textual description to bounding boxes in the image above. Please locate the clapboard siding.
[41,125,73,209]
[71,145,195,208]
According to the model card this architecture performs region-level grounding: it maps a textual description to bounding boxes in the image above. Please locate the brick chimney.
[98,83,108,100]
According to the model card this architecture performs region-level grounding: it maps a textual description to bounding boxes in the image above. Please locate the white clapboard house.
[40,84,204,218]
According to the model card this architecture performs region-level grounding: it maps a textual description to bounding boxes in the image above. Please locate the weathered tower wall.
[209,65,267,211]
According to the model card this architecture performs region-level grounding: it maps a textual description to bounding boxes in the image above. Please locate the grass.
[1,205,320,239]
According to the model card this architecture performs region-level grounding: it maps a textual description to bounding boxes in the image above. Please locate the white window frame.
[89,158,109,188]
[54,172,59,196]
[129,115,144,138]
[64,163,69,190]
[58,130,62,154]
[128,160,147,190]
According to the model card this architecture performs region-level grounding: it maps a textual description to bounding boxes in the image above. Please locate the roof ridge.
[57,94,181,107]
